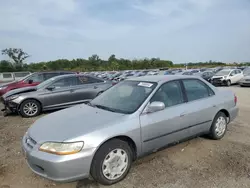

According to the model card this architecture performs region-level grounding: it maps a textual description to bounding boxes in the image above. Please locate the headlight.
[0,86,7,90]
[39,142,84,155]
[7,95,19,100]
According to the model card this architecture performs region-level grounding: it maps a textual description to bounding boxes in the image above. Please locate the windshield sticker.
[138,82,153,87]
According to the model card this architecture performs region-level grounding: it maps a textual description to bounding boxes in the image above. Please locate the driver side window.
[51,77,77,88]
[25,73,44,83]
[230,70,236,76]
[150,81,184,108]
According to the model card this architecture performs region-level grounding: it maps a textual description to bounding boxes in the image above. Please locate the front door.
[140,80,189,154]
[42,76,78,109]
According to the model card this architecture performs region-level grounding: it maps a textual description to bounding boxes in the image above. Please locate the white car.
[211,69,244,86]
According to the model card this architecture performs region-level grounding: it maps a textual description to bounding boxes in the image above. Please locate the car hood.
[212,75,225,78]
[0,80,19,87]
[28,104,126,143]
[3,86,37,98]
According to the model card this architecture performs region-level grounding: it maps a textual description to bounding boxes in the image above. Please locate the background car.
[22,75,238,185]
[211,69,244,86]
[200,71,215,82]
[1,74,112,117]
[239,67,250,87]
[0,71,75,96]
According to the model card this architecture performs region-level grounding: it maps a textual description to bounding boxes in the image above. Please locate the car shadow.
[76,179,100,188]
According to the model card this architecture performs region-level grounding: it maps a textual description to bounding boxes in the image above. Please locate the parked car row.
[1,67,249,117]
[83,66,250,87]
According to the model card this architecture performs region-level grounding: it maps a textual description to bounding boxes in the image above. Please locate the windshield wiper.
[87,102,96,107]
[94,104,117,112]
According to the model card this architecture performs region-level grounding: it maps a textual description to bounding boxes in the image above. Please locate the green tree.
[1,48,29,70]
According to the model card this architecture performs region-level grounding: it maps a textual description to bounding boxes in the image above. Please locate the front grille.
[213,77,222,81]
[25,135,37,149]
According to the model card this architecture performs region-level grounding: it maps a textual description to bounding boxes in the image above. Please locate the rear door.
[180,79,217,136]
[72,76,105,102]
[42,76,78,109]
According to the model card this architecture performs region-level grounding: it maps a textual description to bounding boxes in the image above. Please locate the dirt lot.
[0,86,250,188]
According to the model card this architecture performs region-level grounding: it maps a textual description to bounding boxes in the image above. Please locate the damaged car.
[1,74,113,117]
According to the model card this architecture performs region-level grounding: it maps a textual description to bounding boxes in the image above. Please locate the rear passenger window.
[44,73,60,80]
[3,73,12,78]
[77,76,103,85]
[182,79,213,102]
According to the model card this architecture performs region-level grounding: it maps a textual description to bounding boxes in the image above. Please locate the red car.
[0,71,75,96]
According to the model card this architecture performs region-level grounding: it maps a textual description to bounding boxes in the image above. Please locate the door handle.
[70,89,75,92]
[180,112,187,117]
[213,105,217,108]
[93,86,98,89]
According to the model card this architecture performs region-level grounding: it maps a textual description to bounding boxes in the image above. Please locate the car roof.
[51,73,102,80]
[126,75,201,83]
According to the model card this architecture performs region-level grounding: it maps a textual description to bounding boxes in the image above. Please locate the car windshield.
[215,70,231,76]
[90,80,157,114]
[36,77,56,90]
[21,73,35,81]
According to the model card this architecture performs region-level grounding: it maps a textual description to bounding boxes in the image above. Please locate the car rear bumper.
[228,106,239,123]
[22,135,96,182]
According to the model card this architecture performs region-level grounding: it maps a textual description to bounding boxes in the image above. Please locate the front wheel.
[226,80,231,87]
[209,112,227,140]
[90,139,133,185]
[19,99,42,118]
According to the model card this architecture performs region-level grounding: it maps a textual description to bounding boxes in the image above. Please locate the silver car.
[22,75,239,185]
[1,74,112,117]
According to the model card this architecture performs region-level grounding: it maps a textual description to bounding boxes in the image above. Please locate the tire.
[90,139,133,185]
[19,99,42,118]
[209,112,227,140]
[226,80,231,87]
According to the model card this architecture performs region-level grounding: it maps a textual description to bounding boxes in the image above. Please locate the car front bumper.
[22,134,96,182]
[239,81,250,86]
[0,97,19,112]
[211,79,227,85]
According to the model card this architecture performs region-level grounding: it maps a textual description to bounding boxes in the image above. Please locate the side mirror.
[28,79,33,84]
[146,101,165,113]
[46,85,55,91]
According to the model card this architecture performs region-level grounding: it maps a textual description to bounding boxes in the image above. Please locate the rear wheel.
[209,112,227,140]
[19,99,41,118]
[90,139,133,185]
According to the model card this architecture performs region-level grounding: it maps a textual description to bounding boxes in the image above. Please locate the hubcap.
[102,149,128,180]
[23,102,38,116]
[215,116,226,137]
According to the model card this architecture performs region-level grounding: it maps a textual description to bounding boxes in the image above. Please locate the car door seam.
[143,120,212,143]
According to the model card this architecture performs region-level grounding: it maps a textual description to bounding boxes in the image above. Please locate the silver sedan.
[22,75,239,185]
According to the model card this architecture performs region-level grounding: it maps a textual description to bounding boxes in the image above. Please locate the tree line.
[0,48,249,72]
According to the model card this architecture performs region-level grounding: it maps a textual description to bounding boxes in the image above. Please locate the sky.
[0,0,250,64]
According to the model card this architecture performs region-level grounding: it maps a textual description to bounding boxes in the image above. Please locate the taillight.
[234,94,237,105]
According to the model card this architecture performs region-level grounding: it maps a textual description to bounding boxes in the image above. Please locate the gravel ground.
[0,86,250,188]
